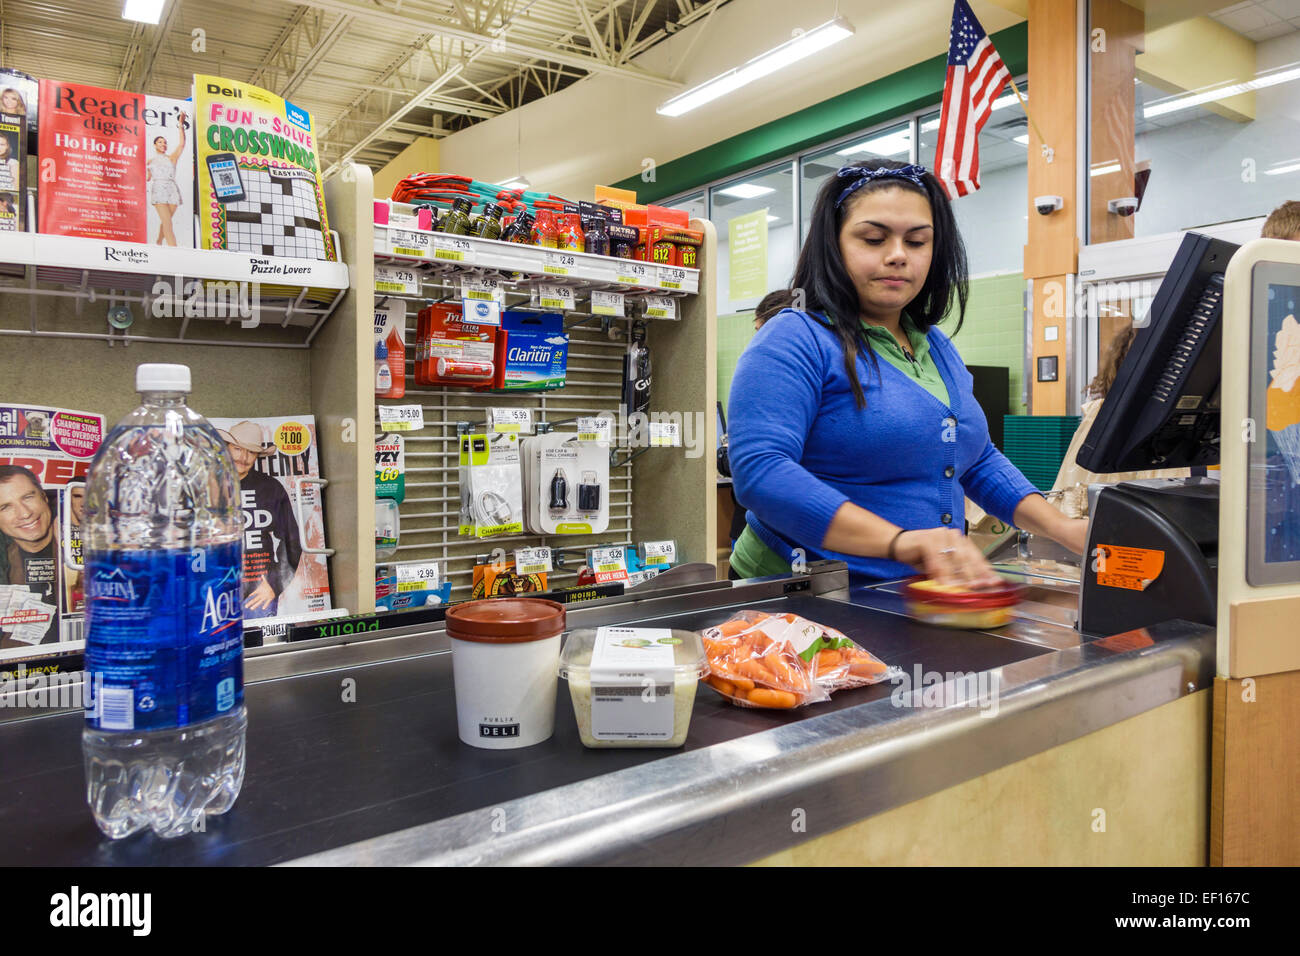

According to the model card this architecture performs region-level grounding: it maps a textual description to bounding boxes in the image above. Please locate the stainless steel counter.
[0,563,1214,867]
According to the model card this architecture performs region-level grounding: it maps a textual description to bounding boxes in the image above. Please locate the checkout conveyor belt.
[0,563,1215,867]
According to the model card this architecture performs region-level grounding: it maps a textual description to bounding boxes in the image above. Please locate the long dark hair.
[791,158,968,408]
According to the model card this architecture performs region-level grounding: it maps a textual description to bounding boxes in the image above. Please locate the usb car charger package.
[521,431,609,535]
[464,432,524,538]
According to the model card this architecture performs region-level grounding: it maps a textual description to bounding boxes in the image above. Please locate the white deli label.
[591,290,625,317]
[534,284,575,310]
[396,561,441,591]
[658,265,688,289]
[490,407,532,433]
[432,236,474,262]
[375,264,419,294]
[644,295,676,320]
[642,540,677,566]
[615,261,653,285]
[461,276,505,302]
[461,297,501,327]
[389,229,432,258]
[544,251,578,275]
[648,422,681,447]
[378,404,424,431]
[515,546,553,575]
[589,626,677,740]
[576,417,613,443]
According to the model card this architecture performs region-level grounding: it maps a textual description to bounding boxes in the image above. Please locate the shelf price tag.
[544,251,577,276]
[375,264,419,295]
[396,560,441,592]
[644,295,677,320]
[461,276,505,302]
[648,421,681,447]
[389,229,432,258]
[615,262,653,285]
[658,266,688,289]
[532,283,575,311]
[489,407,532,434]
[515,547,553,575]
[433,236,474,263]
[378,404,424,431]
[641,540,678,566]
[577,416,613,443]
[589,546,630,584]
[591,290,625,317]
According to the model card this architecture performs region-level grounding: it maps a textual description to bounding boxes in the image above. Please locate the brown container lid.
[445,598,566,644]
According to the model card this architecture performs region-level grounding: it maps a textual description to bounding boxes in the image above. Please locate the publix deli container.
[559,626,708,748]
[445,598,565,749]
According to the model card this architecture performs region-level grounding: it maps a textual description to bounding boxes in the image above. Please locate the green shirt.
[728,314,949,579]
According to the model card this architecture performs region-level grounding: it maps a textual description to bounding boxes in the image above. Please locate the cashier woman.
[727,159,1088,585]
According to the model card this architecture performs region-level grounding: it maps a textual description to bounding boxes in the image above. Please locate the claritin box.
[490,311,568,391]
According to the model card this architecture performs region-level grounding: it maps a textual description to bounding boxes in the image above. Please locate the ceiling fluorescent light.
[657,16,854,117]
[1264,161,1300,176]
[836,129,912,156]
[1144,63,1300,119]
[122,0,165,24]
[922,88,1024,133]
[766,215,779,222]
[717,183,774,199]
[1090,162,1121,177]
[499,176,531,190]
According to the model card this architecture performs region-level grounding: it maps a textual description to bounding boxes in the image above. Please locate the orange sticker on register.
[1093,545,1165,591]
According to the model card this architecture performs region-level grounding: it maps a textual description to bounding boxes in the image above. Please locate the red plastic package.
[699,610,900,708]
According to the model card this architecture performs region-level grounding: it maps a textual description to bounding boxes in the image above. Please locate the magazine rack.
[0,163,715,646]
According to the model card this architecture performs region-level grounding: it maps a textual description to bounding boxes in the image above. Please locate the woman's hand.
[1012,494,1090,556]
[894,527,1002,588]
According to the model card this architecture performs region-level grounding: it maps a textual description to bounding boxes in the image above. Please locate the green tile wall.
[717,273,1026,417]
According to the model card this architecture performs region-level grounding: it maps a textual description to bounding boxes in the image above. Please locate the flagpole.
[1006,73,1050,154]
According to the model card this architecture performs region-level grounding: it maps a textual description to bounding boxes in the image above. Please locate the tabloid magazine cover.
[208,415,332,622]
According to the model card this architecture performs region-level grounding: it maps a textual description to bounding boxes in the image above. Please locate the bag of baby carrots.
[699,610,900,709]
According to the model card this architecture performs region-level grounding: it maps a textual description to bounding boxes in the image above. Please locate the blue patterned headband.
[835,164,930,208]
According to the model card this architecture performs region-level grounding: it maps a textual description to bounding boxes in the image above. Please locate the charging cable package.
[458,433,473,536]
[375,498,400,559]
[465,431,524,538]
[520,431,609,535]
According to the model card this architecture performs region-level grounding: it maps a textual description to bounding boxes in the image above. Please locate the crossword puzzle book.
[37,80,194,246]
[194,76,335,263]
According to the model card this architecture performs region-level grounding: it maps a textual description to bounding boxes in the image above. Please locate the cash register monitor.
[1077,231,1240,473]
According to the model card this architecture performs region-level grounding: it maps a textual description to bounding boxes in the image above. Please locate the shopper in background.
[1262,200,1300,240]
[727,159,1088,585]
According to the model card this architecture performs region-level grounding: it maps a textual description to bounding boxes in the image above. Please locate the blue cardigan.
[728,309,1040,580]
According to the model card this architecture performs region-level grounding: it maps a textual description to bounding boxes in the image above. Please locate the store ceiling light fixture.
[657,16,855,117]
[1090,161,1121,177]
[717,182,774,199]
[836,129,912,157]
[1264,160,1300,177]
[920,90,1023,133]
[499,176,531,190]
[122,0,165,24]
[1143,63,1300,119]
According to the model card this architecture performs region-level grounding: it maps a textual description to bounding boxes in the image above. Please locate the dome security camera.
[1107,197,1139,217]
[1034,195,1063,215]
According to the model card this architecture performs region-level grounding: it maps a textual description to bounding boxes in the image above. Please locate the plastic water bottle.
[82,364,246,839]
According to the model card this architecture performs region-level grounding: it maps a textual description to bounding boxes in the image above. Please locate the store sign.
[533,284,574,310]
[378,404,424,431]
[589,546,630,584]
[616,262,653,286]
[644,295,676,320]
[591,290,625,317]
[515,547,553,575]
[577,417,613,443]
[396,561,441,592]
[374,264,419,295]
[433,236,474,263]
[728,208,768,302]
[490,407,532,433]
[389,229,431,258]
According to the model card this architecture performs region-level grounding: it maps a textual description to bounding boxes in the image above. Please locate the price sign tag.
[533,284,575,311]
[577,416,613,443]
[461,276,504,302]
[644,295,677,320]
[433,236,474,263]
[642,540,677,566]
[658,265,688,289]
[615,261,653,285]
[489,407,532,434]
[591,290,625,317]
[375,264,420,295]
[544,251,577,276]
[389,229,432,258]
[396,561,441,592]
[515,546,553,575]
[378,404,424,431]
[590,546,629,583]
[648,421,681,447]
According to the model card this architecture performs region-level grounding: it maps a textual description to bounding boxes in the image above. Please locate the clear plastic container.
[902,577,1023,629]
[559,627,707,748]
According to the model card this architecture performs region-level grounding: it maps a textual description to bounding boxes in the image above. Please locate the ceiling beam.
[281,14,353,99]
[249,7,311,88]
[131,0,185,93]
[288,0,681,89]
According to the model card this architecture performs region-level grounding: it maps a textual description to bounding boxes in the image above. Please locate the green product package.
[375,433,405,502]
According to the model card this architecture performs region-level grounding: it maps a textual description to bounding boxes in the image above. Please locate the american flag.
[934,0,1012,198]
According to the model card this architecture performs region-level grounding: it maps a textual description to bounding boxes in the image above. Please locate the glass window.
[666,190,706,222]
[709,162,796,317]
[800,121,913,242]
[1088,2,1300,244]
[917,82,1029,275]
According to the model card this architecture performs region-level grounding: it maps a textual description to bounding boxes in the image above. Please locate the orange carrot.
[747,688,799,708]
[706,676,736,697]
[764,652,810,692]
[736,658,777,686]
[730,677,755,692]
[849,658,888,678]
